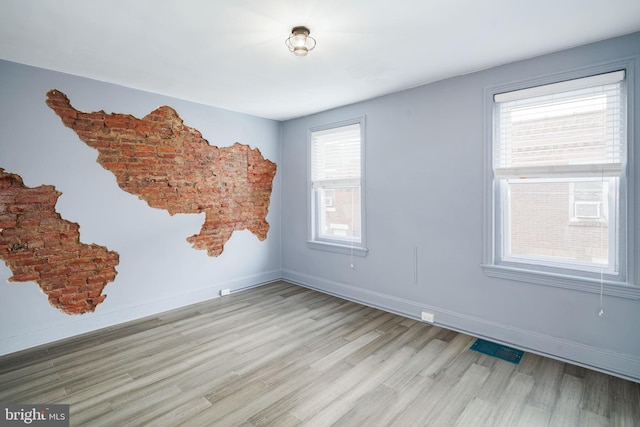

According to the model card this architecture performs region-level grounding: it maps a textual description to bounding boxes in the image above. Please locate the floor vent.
[470,338,524,364]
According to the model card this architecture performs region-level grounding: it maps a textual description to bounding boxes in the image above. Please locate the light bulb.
[292,34,307,48]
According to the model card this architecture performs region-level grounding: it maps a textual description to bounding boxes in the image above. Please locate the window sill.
[307,240,368,257]
[481,264,639,299]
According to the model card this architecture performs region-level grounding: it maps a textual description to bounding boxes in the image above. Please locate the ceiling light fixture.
[285,26,316,57]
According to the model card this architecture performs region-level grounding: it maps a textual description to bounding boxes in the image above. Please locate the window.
[484,66,638,294]
[570,181,608,222]
[308,118,367,255]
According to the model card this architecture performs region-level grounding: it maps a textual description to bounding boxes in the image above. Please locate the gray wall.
[0,60,281,355]
[281,32,640,381]
[1,32,639,382]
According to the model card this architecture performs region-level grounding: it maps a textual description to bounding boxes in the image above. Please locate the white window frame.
[482,60,639,299]
[307,117,368,256]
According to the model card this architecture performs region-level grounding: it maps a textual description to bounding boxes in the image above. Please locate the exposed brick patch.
[0,169,119,315]
[46,90,277,256]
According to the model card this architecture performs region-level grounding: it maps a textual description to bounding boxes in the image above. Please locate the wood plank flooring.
[1,281,638,426]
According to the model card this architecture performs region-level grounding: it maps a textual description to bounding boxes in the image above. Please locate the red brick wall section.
[46,90,277,256]
[0,169,119,315]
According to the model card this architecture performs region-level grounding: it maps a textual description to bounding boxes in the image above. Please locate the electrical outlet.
[421,311,435,323]
[220,288,230,296]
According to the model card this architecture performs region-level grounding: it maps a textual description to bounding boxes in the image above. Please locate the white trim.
[306,240,368,256]
[483,58,637,291]
[0,270,281,356]
[481,264,638,298]
[282,270,640,383]
[494,70,625,102]
[494,163,624,179]
[307,116,368,255]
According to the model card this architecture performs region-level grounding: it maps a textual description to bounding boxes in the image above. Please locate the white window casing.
[307,118,367,256]
[483,62,638,299]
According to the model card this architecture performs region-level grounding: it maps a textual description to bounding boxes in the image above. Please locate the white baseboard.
[5,267,638,384]
[282,269,640,383]
[0,270,281,356]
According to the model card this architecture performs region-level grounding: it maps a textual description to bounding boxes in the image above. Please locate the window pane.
[317,187,361,242]
[503,178,615,270]
[310,118,365,250]
[311,124,361,181]
[494,71,625,177]
[491,70,626,278]
[506,95,611,166]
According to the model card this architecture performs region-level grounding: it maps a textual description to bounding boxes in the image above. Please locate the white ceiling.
[1,0,640,121]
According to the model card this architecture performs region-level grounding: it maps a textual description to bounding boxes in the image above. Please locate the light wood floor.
[1,281,638,426]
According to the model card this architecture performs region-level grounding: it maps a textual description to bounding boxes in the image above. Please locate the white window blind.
[493,70,625,179]
[311,123,361,187]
